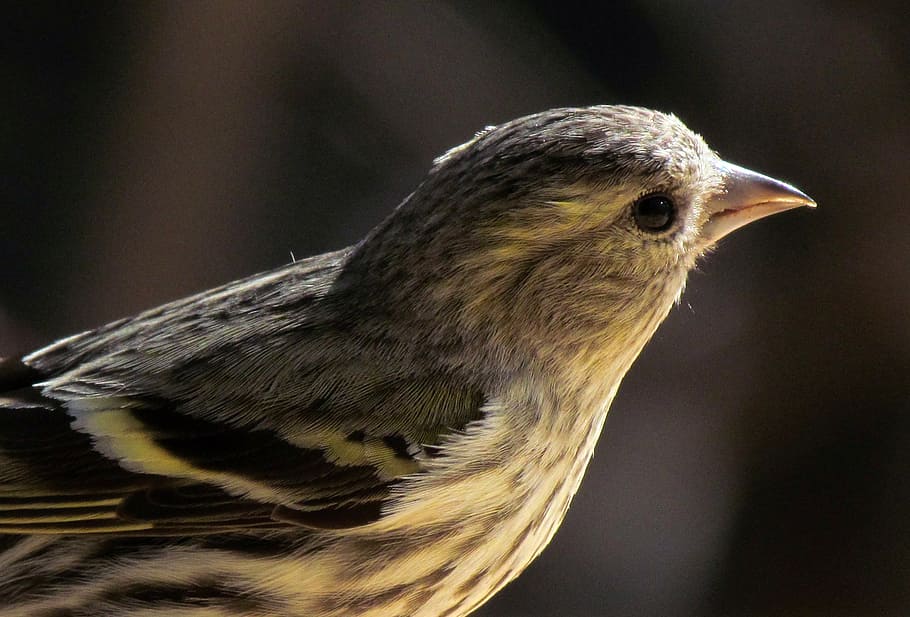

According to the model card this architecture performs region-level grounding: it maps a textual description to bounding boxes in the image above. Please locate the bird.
[0,106,814,617]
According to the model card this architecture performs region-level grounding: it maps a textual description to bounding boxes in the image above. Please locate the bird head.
[347,106,814,375]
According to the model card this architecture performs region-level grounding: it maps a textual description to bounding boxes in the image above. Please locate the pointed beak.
[701,161,816,245]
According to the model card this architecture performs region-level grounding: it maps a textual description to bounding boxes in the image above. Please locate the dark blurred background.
[2,2,908,616]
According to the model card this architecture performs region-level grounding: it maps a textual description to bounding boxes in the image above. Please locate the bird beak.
[701,161,816,245]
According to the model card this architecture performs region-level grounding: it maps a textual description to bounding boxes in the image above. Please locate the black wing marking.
[0,357,485,535]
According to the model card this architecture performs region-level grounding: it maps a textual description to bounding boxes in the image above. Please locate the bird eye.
[632,194,676,232]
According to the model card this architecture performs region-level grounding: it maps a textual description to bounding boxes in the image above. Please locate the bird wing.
[0,251,486,535]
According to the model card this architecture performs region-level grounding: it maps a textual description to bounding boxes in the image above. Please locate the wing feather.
[0,251,486,534]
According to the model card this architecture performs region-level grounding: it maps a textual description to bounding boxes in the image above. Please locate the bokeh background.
[2,2,908,616]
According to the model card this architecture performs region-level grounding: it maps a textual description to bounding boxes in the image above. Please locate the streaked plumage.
[0,106,813,616]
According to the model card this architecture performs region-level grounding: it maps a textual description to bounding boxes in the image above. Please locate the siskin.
[0,106,814,617]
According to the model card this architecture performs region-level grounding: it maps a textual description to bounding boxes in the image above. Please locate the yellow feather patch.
[70,406,194,476]
[288,430,422,480]
[67,402,289,506]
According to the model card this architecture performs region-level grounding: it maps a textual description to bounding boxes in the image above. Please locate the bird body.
[0,106,813,616]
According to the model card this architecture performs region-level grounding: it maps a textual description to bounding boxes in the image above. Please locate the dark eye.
[633,194,676,232]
